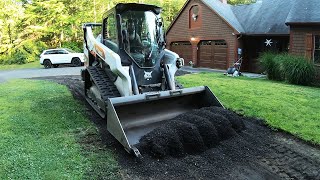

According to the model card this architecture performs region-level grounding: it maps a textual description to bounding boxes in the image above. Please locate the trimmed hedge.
[259,52,316,86]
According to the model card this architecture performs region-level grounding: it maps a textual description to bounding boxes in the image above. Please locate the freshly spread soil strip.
[35,75,320,180]
[138,107,245,158]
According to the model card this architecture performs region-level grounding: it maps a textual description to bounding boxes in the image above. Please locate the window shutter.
[305,33,313,60]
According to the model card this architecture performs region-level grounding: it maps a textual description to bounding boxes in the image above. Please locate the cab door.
[102,13,119,53]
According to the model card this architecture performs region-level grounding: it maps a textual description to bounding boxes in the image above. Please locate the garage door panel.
[171,42,192,64]
[214,64,226,70]
[214,56,226,59]
[214,54,227,58]
[215,49,227,53]
[199,40,227,69]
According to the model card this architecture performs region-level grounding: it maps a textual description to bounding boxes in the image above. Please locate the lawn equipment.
[225,57,243,77]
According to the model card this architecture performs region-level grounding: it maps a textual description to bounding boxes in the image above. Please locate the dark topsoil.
[34,74,320,180]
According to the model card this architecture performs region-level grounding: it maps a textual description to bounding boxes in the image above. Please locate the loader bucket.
[106,86,223,157]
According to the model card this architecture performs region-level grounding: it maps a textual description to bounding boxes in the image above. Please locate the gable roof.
[167,0,320,36]
[201,0,245,33]
[165,0,243,35]
[232,0,294,34]
[286,0,320,24]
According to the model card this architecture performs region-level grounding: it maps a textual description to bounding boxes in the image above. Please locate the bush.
[0,51,26,65]
[61,41,82,52]
[282,56,316,86]
[10,49,28,64]
[0,41,47,65]
[259,52,284,81]
[259,52,316,86]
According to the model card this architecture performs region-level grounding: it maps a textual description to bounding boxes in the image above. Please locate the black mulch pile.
[137,106,246,158]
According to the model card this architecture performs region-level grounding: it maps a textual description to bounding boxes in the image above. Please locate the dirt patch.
[34,75,320,180]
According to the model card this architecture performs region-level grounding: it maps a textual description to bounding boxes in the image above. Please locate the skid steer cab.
[82,3,223,157]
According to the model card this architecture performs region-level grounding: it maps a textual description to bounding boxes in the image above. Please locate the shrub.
[259,52,284,81]
[61,41,82,52]
[259,52,316,86]
[0,51,26,65]
[10,49,28,64]
[0,41,47,65]
[282,55,316,86]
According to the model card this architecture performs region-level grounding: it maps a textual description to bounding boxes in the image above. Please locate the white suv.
[40,48,85,68]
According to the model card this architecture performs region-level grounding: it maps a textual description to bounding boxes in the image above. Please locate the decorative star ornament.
[265,39,273,46]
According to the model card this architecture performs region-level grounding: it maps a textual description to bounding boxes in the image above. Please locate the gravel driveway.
[0,66,84,83]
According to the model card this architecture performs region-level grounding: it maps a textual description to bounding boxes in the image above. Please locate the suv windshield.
[121,10,162,67]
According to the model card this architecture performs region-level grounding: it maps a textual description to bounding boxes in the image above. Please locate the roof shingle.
[286,0,320,24]
[203,0,320,34]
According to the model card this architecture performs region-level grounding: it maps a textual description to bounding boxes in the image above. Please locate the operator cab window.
[103,14,119,53]
[121,10,161,68]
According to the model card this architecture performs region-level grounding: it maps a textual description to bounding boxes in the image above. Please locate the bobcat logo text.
[144,71,153,80]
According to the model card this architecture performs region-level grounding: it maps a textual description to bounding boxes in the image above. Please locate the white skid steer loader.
[82,3,223,157]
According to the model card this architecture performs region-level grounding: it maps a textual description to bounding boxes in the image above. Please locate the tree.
[0,0,24,53]
[228,0,256,5]
[0,0,187,64]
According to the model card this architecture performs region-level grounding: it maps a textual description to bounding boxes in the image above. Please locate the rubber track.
[87,66,120,101]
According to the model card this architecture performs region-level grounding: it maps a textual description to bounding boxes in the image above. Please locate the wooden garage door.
[171,42,192,63]
[198,40,227,69]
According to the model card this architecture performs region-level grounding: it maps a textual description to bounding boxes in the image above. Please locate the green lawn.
[0,80,119,179]
[0,61,41,70]
[177,72,320,144]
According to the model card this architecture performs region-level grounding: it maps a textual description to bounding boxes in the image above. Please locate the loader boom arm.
[83,23,133,96]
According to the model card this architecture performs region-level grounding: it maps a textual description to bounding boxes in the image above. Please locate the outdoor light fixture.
[190,37,196,41]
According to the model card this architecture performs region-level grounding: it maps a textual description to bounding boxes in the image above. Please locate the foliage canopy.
[0,0,253,64]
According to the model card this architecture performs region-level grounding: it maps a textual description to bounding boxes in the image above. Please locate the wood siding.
[166,0,237,69]
[290,25,320,57]
[290,25,320,78]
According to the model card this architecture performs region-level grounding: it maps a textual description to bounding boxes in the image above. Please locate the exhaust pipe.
[106,86,223,157]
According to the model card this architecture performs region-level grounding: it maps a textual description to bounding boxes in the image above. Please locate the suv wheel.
[44,60,52,69]
[71,58,81,67]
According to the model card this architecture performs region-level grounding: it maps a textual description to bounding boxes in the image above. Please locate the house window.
[314,35,320,65]
[189,5,201,29]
